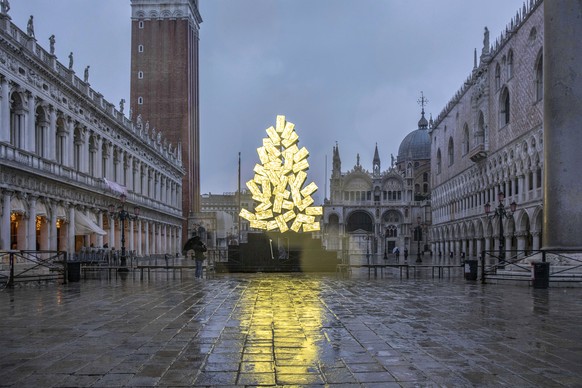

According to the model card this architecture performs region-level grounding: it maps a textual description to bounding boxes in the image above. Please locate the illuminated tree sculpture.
[239,115,322,232]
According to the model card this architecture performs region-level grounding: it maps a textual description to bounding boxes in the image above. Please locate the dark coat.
[184,236,207,260]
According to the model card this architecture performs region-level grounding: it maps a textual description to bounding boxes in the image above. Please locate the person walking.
[191,236,207,279]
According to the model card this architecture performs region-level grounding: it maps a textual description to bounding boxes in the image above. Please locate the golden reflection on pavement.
[239,276,324,385]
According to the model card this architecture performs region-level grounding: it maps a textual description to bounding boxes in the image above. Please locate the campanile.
[130,0,202,239]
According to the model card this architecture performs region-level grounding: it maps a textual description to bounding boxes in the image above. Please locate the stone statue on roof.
[27,15,35,37]
[1,0,11,15]
[49,34,55,55]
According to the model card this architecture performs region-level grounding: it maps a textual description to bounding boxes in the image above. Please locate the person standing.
[191,236,207,279]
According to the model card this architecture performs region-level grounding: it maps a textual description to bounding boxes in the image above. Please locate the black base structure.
[218,232,339,273]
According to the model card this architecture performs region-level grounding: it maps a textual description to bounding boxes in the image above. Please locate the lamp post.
[365,233,371,265]
[484,191,516,269]
[108,194,140,272]
[383,236,388,260]
[415,216,424,263]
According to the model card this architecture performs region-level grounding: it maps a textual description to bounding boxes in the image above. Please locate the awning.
[56,205,68,221]
[103,178,127,195]
[36,202,48,216]
[10,197,25,214]
[75,211,107,236]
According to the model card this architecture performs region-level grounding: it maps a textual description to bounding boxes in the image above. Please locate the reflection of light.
[239,276,323,384]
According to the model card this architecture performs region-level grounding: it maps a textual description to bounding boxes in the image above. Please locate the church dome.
[397,111,430,162]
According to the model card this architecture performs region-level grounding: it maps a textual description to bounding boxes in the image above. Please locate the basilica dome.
[397,112,430,162]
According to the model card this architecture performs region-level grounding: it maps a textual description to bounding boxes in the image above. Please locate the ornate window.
[495,63,501,90]
[507,49,514,78]
[448,138,454,166]
[436,149,442,174]
[463,123,470,155]
[9,92,25,148]
[535,52,543,102]
[500,87,510,126]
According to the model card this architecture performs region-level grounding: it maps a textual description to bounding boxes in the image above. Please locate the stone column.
[475,239,482,259]
[145,221,150,255]
[27,196,37,251]
[129,220,134,253]
[0,77,10,143]
[48,202,57,251]
[516,233,526,253]
[108,215,115,249]
[26,92,35,152]
[47,107,57,161]
[68,206,75,255]
[96,212,104,248]
[137,219,142,256]
[532,232,541,251]
[543,1,582,249]
[1,190,12,250]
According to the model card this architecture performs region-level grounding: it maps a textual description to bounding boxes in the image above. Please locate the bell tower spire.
[373,143,380,176]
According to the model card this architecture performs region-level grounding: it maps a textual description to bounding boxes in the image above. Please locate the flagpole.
[238,151,241,244]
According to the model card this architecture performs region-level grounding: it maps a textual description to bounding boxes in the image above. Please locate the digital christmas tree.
[239,115,322,232]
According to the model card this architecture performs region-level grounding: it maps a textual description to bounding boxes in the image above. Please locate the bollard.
[532,262,550,289]
[464,260,478,281]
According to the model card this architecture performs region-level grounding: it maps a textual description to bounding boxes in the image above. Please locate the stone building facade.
[322,109,432,265]
[429,0,544,264]
[0,9,184,256]
[197,190,257,246]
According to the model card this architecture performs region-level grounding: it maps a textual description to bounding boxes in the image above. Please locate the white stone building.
[429,0,544,264]
[322,108,432,265]
[0,10,184,256]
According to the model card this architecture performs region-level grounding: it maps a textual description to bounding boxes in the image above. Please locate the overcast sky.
[11,0,526,203]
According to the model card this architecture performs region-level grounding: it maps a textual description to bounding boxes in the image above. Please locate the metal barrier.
[0,250,67,288]
[481,249,582,287]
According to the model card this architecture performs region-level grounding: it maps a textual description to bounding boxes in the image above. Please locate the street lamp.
[415,216,424,263]
[484,191,516,268]
[365,233,371,265]
[108,194,140,272]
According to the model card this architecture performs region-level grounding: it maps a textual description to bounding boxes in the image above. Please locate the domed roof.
[397,111,430,162]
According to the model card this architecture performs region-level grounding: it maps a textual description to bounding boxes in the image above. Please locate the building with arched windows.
[429,0,544,264]
[0,9,184,256]
[322,109,432,264]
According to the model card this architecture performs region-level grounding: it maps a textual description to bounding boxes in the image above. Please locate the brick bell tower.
[130,0,202,242]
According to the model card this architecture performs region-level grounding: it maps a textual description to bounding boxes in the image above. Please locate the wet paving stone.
[1,271,582,386]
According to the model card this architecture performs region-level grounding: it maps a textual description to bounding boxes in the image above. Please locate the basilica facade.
[429,0,544,264]
[0,9,185,256]
[322,110,432,265]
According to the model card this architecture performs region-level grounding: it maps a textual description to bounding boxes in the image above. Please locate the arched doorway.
[346,211,374,265]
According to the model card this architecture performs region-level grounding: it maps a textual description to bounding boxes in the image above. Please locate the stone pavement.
[1,269,582,387]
